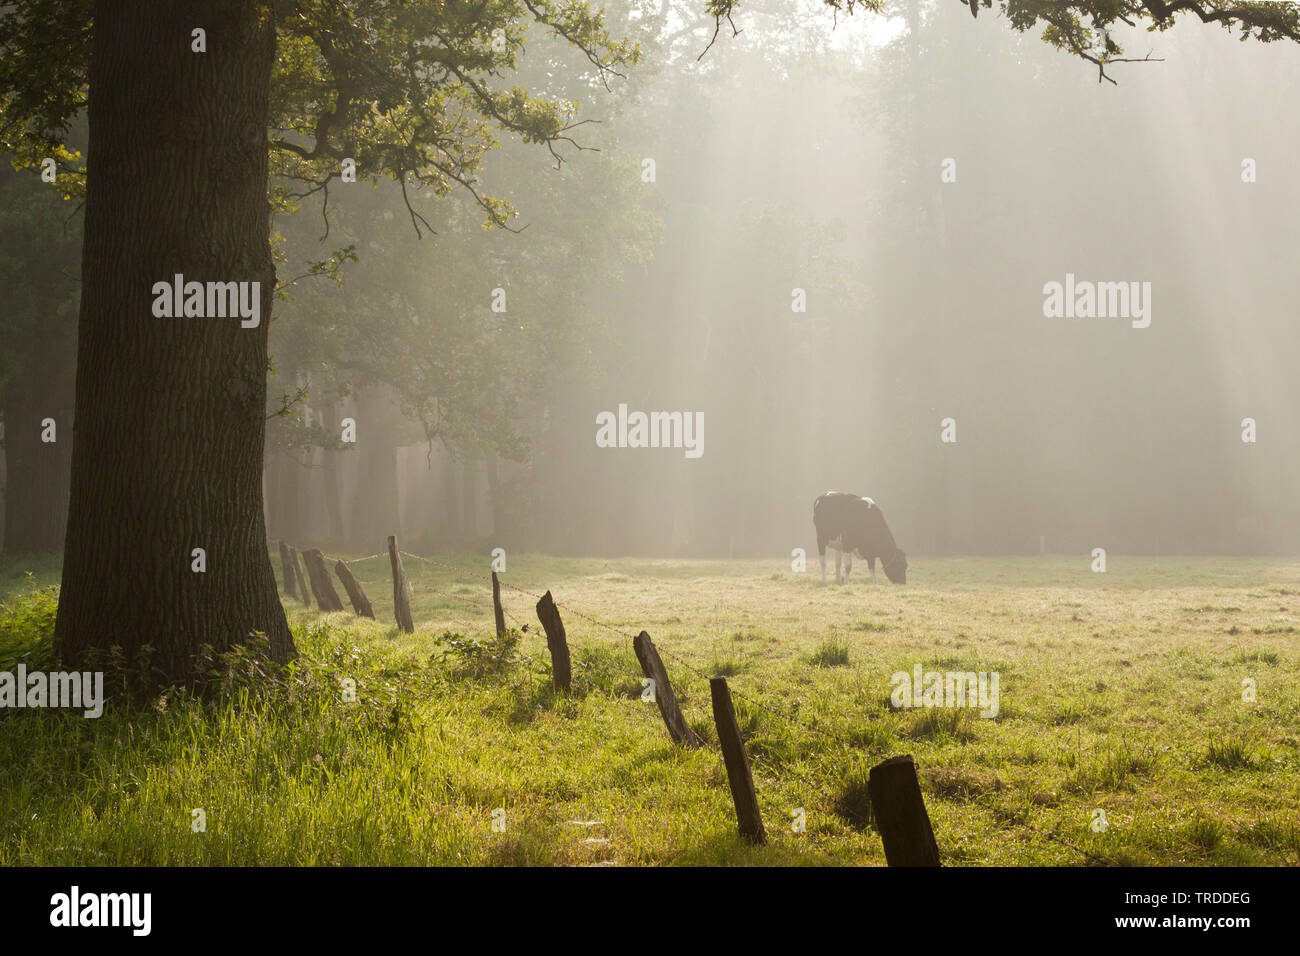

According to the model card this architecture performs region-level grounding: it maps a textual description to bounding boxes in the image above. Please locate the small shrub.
[433,629,524,680]
[0,585,60,671]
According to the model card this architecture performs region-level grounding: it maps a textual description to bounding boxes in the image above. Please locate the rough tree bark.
[55,0,294,681]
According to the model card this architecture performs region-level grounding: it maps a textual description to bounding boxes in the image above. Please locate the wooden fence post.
[289,546,311,607]
[387,535,414,633]
[278,541,297,600]
[710,677,766,844]
[868,755,940,866]
[534,590,572,693]
[633,631,702,747]
[491,571,506,639]
[302,549,345,612]
[334,559,375,619]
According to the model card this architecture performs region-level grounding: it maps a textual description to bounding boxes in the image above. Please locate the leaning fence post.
[491,571,506,639]
[387,535,415,633]
[278,541,298,600]
[634,631,702,747]
[302,549,345,612]
[289,546,311,607]
[710,677,766,844]
[534,590,572,693]
[868,755,940,866]
[334,559,375,619]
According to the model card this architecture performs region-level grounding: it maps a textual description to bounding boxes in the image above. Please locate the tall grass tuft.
[833,767,873,830]
[807,639,850,668]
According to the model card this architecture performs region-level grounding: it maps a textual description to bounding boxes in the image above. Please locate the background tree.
[265,0,656,551]
[506,0,1300,558]
[708,0,1299,83]
[0,0,638,683]
[0,0,1296,685]
[0,166,80,553]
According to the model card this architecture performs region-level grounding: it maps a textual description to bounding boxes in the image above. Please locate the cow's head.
[883,549,908,584]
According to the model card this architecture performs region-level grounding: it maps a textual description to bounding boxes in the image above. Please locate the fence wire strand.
[320,550,387,565]
[275,543,1115,865]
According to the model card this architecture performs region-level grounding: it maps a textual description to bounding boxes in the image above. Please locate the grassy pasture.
[1,552,1298,866]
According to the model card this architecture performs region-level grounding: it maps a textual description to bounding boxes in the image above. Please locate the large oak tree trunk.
[55,0,294,681]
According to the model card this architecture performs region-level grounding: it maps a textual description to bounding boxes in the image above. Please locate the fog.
[260,0,1300,560]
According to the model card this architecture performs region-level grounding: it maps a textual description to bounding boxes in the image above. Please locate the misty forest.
[1,0,1298,868]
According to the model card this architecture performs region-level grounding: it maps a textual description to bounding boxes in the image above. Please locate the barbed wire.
[968,796,1115,865]
[276,545,1117,865]
[398,549,474,575]
[496,573,858,746]
[318,550,387,565]
[427,589,497,618]
[358,549,855,770]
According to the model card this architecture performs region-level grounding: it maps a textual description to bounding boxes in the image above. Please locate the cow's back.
[814,492,872,532]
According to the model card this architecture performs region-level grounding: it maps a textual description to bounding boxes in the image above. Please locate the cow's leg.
[843,552,853,583]
[817,536,828,583]
[869,556,878,585]
[834,549,843,585]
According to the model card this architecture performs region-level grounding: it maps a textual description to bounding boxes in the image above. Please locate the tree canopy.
[8,0,1300,200]
[703,0,1300,82]
[2,1,638,217]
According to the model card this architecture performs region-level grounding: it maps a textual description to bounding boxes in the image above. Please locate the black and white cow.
[813,492,907,585]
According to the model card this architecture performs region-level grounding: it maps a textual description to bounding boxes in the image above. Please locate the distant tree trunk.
[460,458,478,541]
[262,451,298,545]
[485,453,501,538]
[278,451,304,544]
[320,402,344,541]
[55,0,293,681]
[348,389,400,546]
[440,451,460,539]
[3,349,74,553]
[936,449,952,555]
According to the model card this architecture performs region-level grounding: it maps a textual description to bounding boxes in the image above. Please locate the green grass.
[808,639,851,668]
[1,552,1299,866]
